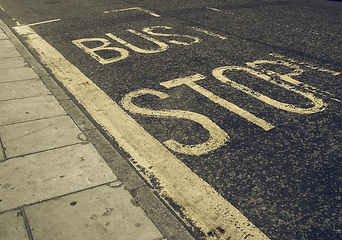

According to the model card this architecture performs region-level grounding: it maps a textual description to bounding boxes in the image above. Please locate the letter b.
[72,38,129,64]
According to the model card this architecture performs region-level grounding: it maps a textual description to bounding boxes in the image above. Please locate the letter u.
[106,29,169,54]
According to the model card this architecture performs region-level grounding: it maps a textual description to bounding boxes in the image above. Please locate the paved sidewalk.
[0,20,193,240]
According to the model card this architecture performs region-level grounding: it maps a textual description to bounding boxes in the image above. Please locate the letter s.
[121,89,228,155]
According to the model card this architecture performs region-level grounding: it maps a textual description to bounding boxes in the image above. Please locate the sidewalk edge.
[0,18,195,240]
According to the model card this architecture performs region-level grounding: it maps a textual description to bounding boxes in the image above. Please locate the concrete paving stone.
[20,56,50,78]
[0,95,66,126]
[0,210,28,240]
[0,39,13,48]
[24,184,163,240]
[0,79,51,100]
[0,56,28,69]
[0,67,38,83]
[12,43,50,77]
[82,128,147,191]
[0,142,4,161]
[0,115,86,158]
[0,32,8,40]
[0,143,117,212]
[3,36,50,77]
[0,46,21,58]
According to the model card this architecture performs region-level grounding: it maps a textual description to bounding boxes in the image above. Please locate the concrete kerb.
[0,19,195,240]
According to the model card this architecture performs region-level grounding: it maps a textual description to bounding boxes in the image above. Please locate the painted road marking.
[72,26,200,64]
[190,26,227,40]
[12,19,61,27]
[143,26,200,45]
[71,23,333,153]
[161,74,275,131]
[104,7,161,18]
[13,24,270,240]
[72,37,130,64]
[104,7,138,14]
[213,66,327,114]
[125,62,329,154]
[269,53,341,76]
[26,18,61,27]
[121,88,229,156]
[107,29,169,53]
[206,7,221,12]
[248,57,342,103]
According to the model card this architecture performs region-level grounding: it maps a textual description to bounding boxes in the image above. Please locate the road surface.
[0,0,341,239]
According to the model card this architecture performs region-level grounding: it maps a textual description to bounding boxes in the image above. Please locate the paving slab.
[0,46,21,58]
[24,184,163,240]
[0,56,28,69]
[0,210,28,240]
[0,79,51,100]
[0,143,117,212]
[0,67,38,83]
[0,39,13,48]
[82,128,147,191]
[0,32,8,40]
[0,95,66,125]
[0,115,85,158]
[0,143,4,161]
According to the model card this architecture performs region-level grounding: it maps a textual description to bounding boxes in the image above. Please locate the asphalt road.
[0,0,341,239]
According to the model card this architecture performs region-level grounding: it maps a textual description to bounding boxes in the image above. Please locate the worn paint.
[190,26,227,40]
[104,7,160,18]
[26,19,61,27]
[213,66,327,114]
[143,26,200,45]
[106,30,169,54]
[13,24,271,240]
[161,74,275,131]
[121,88,229,155]
[72,38,129,64]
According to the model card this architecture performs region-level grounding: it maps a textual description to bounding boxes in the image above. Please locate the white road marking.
[121,89,229,155]
[161,74,275,131]
[269,53,341,76]
[106,30,169,53]
[10,18,20,26]
[143,26,200,45]
[104,7,160,18]
[13,24,270,240]
[72,30,171,65]
[213,66,327,114]
[25,18,61,27]
[190,26,227,40]
[206,7,221,12]
[138,8,161,18]
[249,58,342,103]
[104,7,138,13]
[72,38,129,64]
[72,26,200,64]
